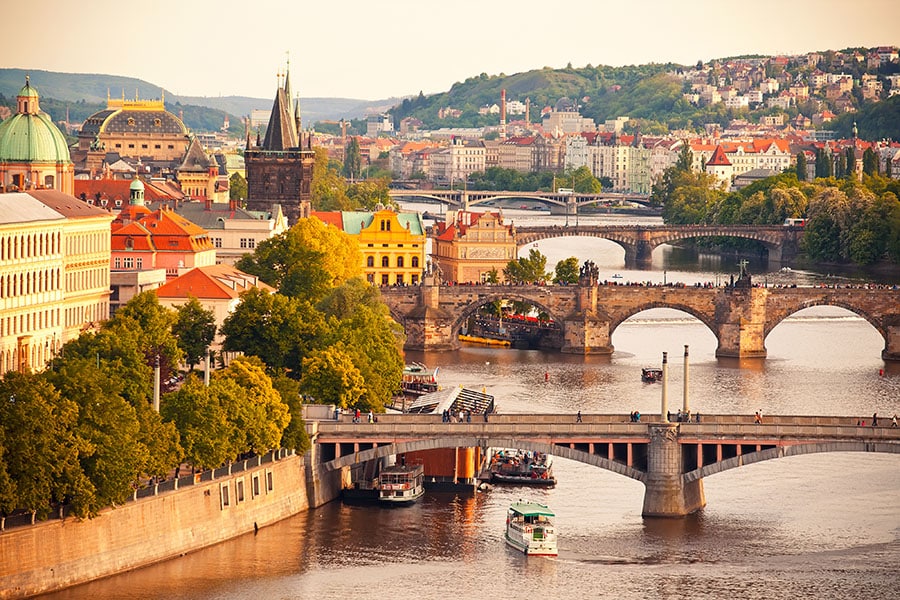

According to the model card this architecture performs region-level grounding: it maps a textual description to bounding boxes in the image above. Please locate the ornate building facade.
[312,209,426,285]
[431,210,517,283]
[244,69,315,224]
[0,191,113,375]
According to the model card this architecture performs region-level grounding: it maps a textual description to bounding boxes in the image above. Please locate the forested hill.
[0,68,395,133]
[391,52,900,140]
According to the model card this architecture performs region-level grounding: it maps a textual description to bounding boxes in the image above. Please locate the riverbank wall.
[0,449,342,599]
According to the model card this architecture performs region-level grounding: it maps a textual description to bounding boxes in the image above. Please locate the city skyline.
[2,0,899,101]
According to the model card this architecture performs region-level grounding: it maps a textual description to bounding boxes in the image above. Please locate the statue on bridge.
[732,259,752,289]
[579,260,599,286]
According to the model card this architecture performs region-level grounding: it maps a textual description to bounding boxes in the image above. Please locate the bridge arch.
[764,300,886,339]
[319,435,646,482]
[684,441,900,483]
[449,291,565,338]
[608,303,718,339]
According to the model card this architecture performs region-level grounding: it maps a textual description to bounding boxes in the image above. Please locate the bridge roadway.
[309,412,900,517]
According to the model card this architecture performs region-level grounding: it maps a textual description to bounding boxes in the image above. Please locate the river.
[40,208,900,600]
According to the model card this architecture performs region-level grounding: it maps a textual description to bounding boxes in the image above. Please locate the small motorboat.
[641,367,663,383]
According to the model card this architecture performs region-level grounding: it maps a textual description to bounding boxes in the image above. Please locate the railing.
[0,448,295,532]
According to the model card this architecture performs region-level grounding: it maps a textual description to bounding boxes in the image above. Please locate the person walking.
[892,414,897,428]
[872,412,878,427]
[576,410,582,423]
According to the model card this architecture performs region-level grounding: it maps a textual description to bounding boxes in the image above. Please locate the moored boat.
[505,501,558,556]
[490,450,556,486]
[641,367,663,383]
[401,362,439,397]
[376,462,425,505]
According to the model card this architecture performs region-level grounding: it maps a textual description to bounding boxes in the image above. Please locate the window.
[396,256,404,268]
[396,274,404,284]
[214,237,222,248]
[412,256,419,268]
[220,483,230,508]
[266,470,274,493]
[252,474,261,498]
[127,117,135,126]
[366,256,374,267]
[136,258,143,269]
[240,238,249,248]
[366,273,374,283]
[123,257,134,269]
[114,257,121,269]
[381,256,389,267]
[381,274,389,285]
[412,274,419,285]
[236,479,245,503]
[128,144,135,149]
[154,118,161,127]
[248,239,256,249]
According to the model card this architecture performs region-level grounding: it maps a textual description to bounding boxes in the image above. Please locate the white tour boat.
[377,462,425,505]
[505,500,558,556]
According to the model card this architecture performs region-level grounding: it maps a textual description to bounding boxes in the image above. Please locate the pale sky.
[3,0,898,100]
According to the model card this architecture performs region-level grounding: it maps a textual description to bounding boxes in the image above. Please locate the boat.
[505,501,558,556]
[376,462,425,505]
[490,450,556,486]
[641,367,663,383]
[611,274,623,279]
[401,362,439,397]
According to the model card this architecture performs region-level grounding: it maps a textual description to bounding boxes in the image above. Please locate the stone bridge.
[379,280,900,360]
[309,413,900,517]
[513,224,803,264]
[389,189,650,213]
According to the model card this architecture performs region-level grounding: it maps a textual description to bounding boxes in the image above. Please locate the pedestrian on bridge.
[892,414,897,428]
[576,411,582,423]
[872,412,878,427]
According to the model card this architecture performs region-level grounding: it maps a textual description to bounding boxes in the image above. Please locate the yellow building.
[0,190,113,375]
[431,210,517,283]
[312,209,426,285]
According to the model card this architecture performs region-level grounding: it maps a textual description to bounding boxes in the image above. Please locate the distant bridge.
[388,189,651,213]
[513,224,803,263]
[309,412,900,517]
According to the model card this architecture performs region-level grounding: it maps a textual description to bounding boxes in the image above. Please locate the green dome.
[18,81,39,98]
[130,178,145,191]
[0,112,72,163]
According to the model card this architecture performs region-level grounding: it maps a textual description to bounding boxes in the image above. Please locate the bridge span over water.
[309,413,900,517]
[389,189,650,213]
[380,281,900,360]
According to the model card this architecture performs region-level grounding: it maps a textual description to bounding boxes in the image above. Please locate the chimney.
[229,197,237,211]
[500,89,507,140]
[205,197,212,211]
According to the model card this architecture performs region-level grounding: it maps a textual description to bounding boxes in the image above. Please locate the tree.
[172,297,217,371]
[553,257,580,284]
[796,152,807,181]
[107,291,183,384]
[504,248,550,283]
[300,345,367,409]
[270,373,310,454]
[161,374,236,470]
[220,288,327,376]
[342,137,362,180]
[229,172,247,201]
[862,147,879,176]
[215,356,291,454]
[236,217,362,303]
[0,372,85,518]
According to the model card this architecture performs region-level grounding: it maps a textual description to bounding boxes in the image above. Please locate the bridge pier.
[714,287,768,358]
[561,284,614,354]
[884,315,900,361]
[641,424,706,518]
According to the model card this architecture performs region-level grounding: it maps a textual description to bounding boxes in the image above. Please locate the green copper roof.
[18,81,39,98]
[0,112,72,164]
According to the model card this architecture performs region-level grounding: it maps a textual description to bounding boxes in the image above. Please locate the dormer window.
[125,237,134,250]
[127,117,135,126]
[154,118,161,127]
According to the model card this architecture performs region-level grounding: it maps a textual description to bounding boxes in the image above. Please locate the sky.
[3,0,899,101]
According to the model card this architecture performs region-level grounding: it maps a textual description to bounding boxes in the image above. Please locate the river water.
[41,208,900,600]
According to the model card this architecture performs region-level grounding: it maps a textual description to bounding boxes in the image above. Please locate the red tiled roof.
[707,145,731,166]
[156,264,274,301]
[311,211,344,230]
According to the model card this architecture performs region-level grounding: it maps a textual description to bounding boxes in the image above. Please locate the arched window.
[381,256,389,267]
[396,256,404,268]
[412,256,419,268]
[366,256,374,267]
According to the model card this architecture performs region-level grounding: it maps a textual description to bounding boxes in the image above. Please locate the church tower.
[244,62,315,223]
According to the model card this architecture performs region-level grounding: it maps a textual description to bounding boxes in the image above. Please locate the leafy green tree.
[270,373,310,454]
[220,288,327,376]
[229,172,247,201]
[300,344,367,409]
[553,257,580,284]
[236,217,361,303]
[47,357,148,516]
[662,170,724,224]
[172,297,217,371]
[342,137,362,180]
[485,268,500,284]
[107,291,183,383]
[796,152,807,181]
[161,374,236,470]
[347,178,394,210]
[862,147,879,176]
[311,147,352,211]
[215,356,291,454]
[504,248,550,283]
[0,372,86,518]
[569,166,602,193]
